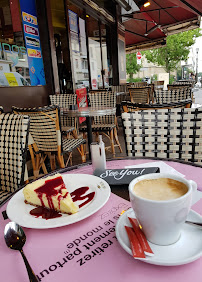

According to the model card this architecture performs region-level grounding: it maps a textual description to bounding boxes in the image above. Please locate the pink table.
[0,158,202,282]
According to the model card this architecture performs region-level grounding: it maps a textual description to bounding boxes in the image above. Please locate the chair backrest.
[129,87,150,104]
[0,106,3,113]
[0,113,29,192]
[174,80,194,88]
[88,91,116,124]
[167,84,192,91]
[12,105,62,153]
[112,85,130,104]
[133,82,147,88]
[155,88,192,103]
[49,94,77,128]
[121,100,192,112]
[153,80,164,90]
[122,107,202,164]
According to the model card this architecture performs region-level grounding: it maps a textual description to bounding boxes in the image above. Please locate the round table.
[1,158,202,282]
[61,106,116,159]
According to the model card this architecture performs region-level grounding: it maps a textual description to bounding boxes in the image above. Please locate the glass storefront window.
[0,0,45,87]
[68,6,90,90]
[87,16,103,89]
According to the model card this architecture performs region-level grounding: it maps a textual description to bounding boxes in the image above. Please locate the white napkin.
[125,161,185,177]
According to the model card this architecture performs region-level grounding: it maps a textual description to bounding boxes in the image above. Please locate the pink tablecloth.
[0,159,202,282]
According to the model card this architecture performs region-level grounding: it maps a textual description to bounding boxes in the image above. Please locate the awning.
[123,0,201,53]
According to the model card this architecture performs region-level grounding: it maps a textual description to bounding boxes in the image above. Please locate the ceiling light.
[143,1,150,7]
[134,0,151,8]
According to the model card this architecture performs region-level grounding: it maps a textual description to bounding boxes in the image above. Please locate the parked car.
[0,72,30,87]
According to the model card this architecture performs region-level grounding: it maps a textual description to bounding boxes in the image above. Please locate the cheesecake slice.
[23,174,78,214]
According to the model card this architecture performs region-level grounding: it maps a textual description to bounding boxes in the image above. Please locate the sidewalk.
[193,87,202,104]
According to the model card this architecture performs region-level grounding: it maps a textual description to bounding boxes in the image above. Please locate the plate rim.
[115,208,202,266]
[6,173,111,229]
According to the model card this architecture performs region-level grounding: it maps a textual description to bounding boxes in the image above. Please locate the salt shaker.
[90,135,106,172]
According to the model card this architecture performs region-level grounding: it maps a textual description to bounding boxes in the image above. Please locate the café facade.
[0,0,201,112]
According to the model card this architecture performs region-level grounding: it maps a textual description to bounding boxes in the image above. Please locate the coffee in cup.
[129,173,197,245]
[133,178,188,201]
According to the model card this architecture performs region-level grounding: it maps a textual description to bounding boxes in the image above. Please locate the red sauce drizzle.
[35,176,67,209]
[29,183,95,220]
[30,206,62,219]
[71,187,95,208]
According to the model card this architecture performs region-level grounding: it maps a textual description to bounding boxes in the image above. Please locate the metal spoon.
[4,222,39,282]
[185,220,202,229]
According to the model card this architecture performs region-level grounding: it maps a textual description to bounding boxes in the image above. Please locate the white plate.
[7,174,110,229]
[115,208,202,266]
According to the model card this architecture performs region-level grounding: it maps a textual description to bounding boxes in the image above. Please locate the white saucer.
[115,208,202,266]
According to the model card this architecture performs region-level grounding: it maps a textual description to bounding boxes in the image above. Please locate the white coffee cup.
[129,173,197,246]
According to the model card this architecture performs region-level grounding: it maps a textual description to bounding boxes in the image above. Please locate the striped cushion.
[62,138,86,152]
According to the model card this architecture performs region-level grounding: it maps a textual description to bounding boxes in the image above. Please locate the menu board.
[76,87,88,124]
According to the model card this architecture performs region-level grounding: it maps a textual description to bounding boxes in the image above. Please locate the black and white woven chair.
[122,107,202,165]
[0,113,30,205]
[154,88,192,104]
[49,94,77,135]
[121,100,193,112]
[12,105,86,176]
[80,91,122,157]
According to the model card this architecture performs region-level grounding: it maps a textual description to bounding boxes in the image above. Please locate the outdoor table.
[61,106,116,159]
[1,158,202,282]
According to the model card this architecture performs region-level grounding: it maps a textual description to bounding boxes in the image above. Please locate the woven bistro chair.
[112,85,130,117]
[80,91,122,157]
[121,100,193,112]
[0,106,3,113]
[112,85,130,105]
[121,107,202,164]
[154,88,193,104]
[0,113,30,205]
[12,105,86,178]
[49,94,77,135]
[128,87,151,104]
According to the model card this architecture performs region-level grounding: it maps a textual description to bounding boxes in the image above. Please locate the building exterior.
[0,0,126,112]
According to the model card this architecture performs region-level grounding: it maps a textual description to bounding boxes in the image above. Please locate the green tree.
[126,53,142,81]
[143,28,202,74]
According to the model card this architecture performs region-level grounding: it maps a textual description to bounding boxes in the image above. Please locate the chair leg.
[28,145,39,179]
[76,144,86,163]
[65,152,72,166]
[49,154,56,171]
[113,127,123,153]
[95,132,99,142]
[109,130,115,157]
[57,153,65,168]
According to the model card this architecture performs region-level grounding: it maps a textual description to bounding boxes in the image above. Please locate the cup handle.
[189,180,197,192]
